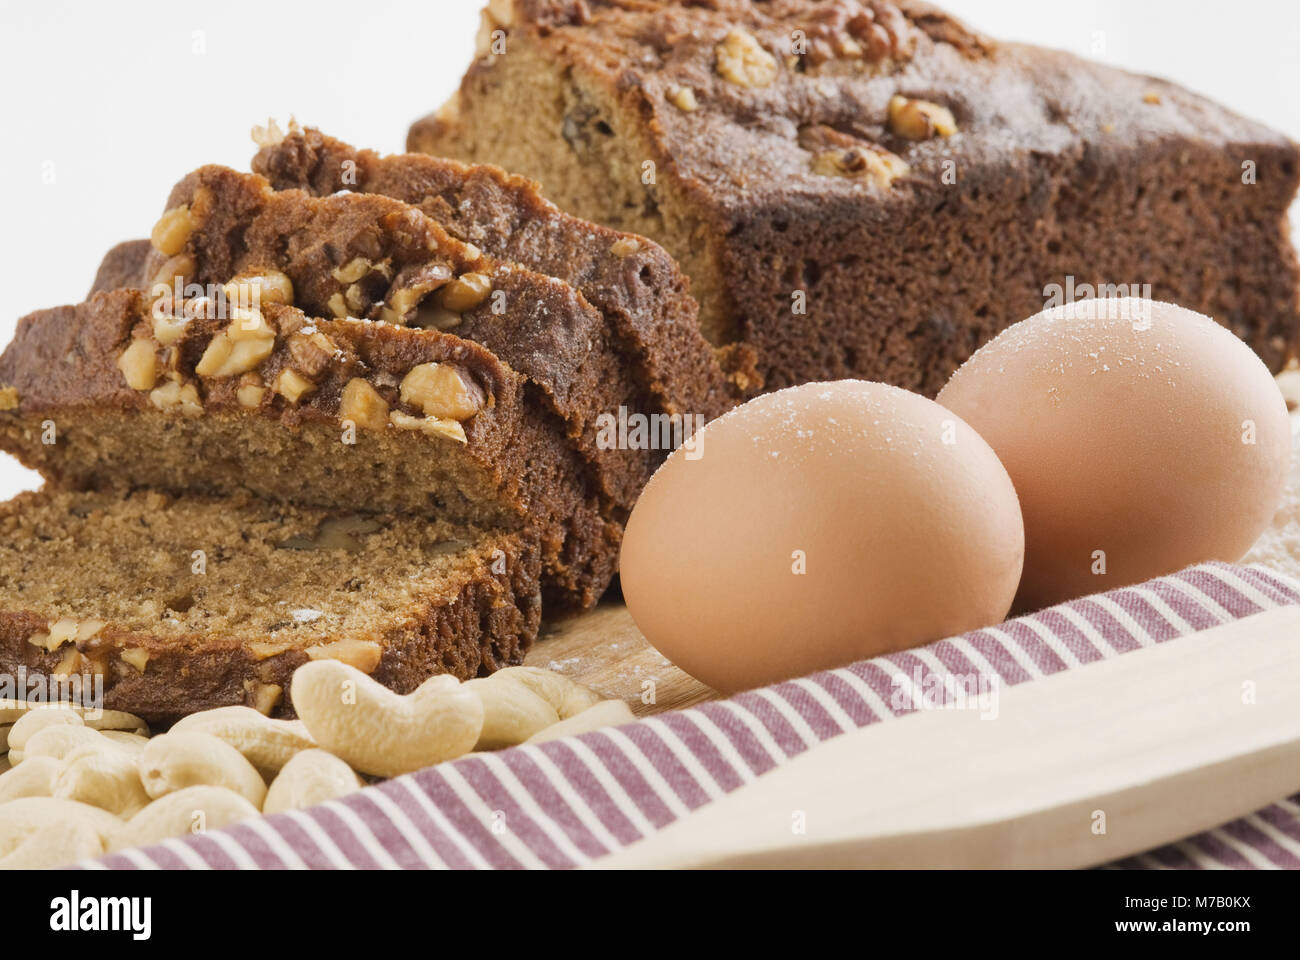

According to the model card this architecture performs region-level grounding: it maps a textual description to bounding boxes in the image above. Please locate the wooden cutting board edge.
[524,600,717,716]
[591,605,1300,869]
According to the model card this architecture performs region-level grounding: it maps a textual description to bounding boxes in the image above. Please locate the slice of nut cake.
[0,487,540,723]
[0,288,619,613]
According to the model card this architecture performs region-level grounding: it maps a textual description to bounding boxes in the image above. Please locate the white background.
[1,0,1297,498]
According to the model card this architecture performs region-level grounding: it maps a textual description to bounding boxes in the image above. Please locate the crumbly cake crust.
[88,239,152,299]
[412,0,1300,394]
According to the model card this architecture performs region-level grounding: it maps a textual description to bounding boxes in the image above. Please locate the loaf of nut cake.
[411,0,1300,395]
[249,124,741,414]
[0,288,618,612]
[0,487,540,724]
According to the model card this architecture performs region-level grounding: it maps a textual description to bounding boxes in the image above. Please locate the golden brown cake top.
[461,0,1291,211]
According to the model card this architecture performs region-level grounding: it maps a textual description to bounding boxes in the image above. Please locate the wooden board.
[595,605,1300,868]
[523,600,716,717]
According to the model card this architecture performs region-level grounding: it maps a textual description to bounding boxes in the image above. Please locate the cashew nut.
[0,700,147,736]
[137,732,267,808]
[6,707,84,758]
[496,667,604,718]
[263,749,362,815]
[3,706,147,768]
[0,756,64,803]
[16,724,125,765]
[110,785,259,853]
[0,820,105,869]
[465,667,605,750]
[98,730,151,756]
[53,749,151,817]
[464,676,560,749]
[0,797,121,860]
[171,706,316,778]
[83,710,150,736]
[525,699,637,744]
[291,661,484,778]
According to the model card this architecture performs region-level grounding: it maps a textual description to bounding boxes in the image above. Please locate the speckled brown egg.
[938,298,1291,611]
[619,380,1024,694]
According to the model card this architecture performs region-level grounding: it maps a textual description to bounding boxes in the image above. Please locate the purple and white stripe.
[84,561,1300,870]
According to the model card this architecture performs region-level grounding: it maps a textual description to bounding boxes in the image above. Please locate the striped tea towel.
[85,561,1300,870]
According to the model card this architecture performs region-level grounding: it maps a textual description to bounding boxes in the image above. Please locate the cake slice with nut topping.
[0,288,617,612]
[247,124,740,413]
[136,163,656,522]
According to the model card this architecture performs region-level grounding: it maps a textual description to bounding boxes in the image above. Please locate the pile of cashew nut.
[0,662,633,868]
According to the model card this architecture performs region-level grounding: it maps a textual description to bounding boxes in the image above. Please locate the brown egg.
[619,380,1024,694]
[938,298,1291,611]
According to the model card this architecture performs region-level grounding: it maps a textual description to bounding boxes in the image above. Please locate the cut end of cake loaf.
[250,125,740,414]
[60,159,661,611]
[0,488,541,724]
[137,162,655,521]
[411,0,1300,395]
[0,288,620,612]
